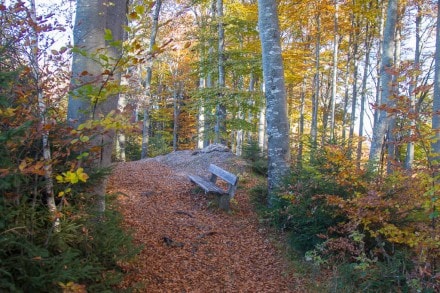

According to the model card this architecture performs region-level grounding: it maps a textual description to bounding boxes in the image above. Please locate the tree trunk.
[258,87,266,154]
[368,0,398,172]
[330,1,339,142]
[357,23,372,168]
[141,0,162,159]
[387,20,402,174]
[215,0,226,144]
[198,77,206,149]
[68,0,126,212]
[29,0,57,221]
[297,80,306,169]
[258,0,291,206]
[374,1,386,129]
[431,0,440,159]
[405,4,421,170]
[173,82,182,151]
[349,31,358,157]
[310,11,321,160]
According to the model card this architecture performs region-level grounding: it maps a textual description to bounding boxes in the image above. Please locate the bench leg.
[218,194,230,211]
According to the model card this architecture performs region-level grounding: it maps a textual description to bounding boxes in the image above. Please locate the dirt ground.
[107,145,305,292]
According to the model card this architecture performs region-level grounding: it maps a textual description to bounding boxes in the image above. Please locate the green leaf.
[429,210,439,220]
[135,5,145,15]
[104,29,113,41]
[99,54,109,62]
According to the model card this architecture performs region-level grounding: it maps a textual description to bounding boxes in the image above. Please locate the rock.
[198,143,230,154]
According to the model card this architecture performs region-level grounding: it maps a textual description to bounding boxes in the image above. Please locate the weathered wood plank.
[188,164,239,211]
[188,175,226,194]
[208,164,238,186]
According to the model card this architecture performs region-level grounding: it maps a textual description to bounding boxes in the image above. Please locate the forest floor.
[107,144,309,292]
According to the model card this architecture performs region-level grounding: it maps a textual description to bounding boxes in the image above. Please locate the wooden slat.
[208,164,238,186]
[188,175,226,194]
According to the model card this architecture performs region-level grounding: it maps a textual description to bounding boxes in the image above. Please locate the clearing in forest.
[107,146,305,292]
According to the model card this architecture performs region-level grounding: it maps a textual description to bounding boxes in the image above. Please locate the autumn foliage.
[271,145,440,291]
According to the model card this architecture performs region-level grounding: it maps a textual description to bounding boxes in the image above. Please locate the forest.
[0,0,439,291]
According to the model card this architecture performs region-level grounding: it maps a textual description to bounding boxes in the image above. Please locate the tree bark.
[29,0,57,220]
[405,4,421,170]
[310,11,320,160]
[68,0,127,212]
[431,0,440,159]
[330,1,339,142]
[257,0,290,206]
[215,0,226,144]
[141,0,162,159]
[357,23,372,168]
[368,0,398,172]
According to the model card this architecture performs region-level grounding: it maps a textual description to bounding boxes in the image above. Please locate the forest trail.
[107,148,305,292]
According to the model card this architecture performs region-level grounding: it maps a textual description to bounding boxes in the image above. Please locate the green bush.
[0,193,139,292]
[242,140,268,176]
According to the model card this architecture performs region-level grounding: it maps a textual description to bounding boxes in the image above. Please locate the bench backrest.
[208,164,238,197]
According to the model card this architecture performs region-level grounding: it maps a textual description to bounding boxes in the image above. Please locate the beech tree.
[257,0,290,206]
[368,0,398,172]
[68,0,127,211]
[432,0,440,159]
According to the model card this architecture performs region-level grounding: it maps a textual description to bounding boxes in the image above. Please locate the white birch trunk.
[29,0,56,217]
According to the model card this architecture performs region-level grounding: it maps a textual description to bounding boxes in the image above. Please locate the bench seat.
[188,164,238,211]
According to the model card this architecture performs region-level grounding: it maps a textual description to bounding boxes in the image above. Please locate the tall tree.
[68,0,127,212]
[432,0,440,159]
[257,0,290,206]
[29,0,56,219]
[141,0,162,159]
[368,0,398,172]
[215,0,226,144]
[406,2,422,169]
[310,8,321,159]
[329,0,339,142]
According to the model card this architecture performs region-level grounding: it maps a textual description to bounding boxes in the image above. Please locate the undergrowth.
[247,144,439,292]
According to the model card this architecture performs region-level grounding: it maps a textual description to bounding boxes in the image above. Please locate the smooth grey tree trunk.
[357,23,372,168]
[310,11,321,160]
[215,0,226,144]
[68,0,126,212]
[349,37,358,157]
[330,1,339,142]
[368,0,398,172]
[173,81,182,151]
[342,34,351,143]
[431,0,440,159]
[68,0,105,127]
[141,0,162,159]
[374,2,386,129]
[405,5,421,170]
[297,81,306,169]
[387,21,401,174]
[258,0,290,206]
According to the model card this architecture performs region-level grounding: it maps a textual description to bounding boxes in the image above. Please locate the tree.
[432,0,440,159]
[368,0,398,172]
[68,0,127,212]
[257,0,290,206]
[141,0,162,159]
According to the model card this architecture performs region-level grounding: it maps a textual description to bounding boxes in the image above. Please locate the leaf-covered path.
[108,157,304,292]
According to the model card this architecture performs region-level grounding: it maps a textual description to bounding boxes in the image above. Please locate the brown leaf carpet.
[108,159,304,292]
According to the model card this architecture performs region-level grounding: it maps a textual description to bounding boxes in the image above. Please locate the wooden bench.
[188,164,239,211]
